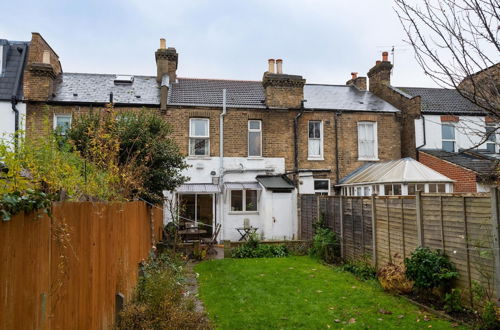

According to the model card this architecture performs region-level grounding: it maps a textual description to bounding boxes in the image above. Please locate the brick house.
[368,51,499,193]
[22,34,414,241]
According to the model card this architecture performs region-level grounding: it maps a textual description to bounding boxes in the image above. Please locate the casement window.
[189,118,210,156]
[53,114,72,135]
[383,184,402,196]
[314,179,330,195]
[407,183,425,195]
[441,123,455,152]
[357,122,378,160]
[230,190,258,212]
[308,121,323,159]
[486,123,497,153]
[248,120,262,157]
[428,183,446,193]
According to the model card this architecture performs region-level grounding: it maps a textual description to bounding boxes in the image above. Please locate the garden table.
[178,228,207,243]
[236,227,258,241]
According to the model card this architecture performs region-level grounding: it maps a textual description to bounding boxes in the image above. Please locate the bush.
[404,247,458,292]
[377,256,413,293]
[308,217,340,264]
[480,301,500,330]
[443,289,464,313]
[117,252,210,330]
[341,258,376,281]
[231,234,289,258]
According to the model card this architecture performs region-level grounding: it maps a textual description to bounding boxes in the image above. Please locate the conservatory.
[339,158,454,196]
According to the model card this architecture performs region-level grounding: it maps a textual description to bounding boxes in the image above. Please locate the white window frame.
[313,179,330,195]
[229,189,259,213]
[248,120,262,157]
[485,123,497,153]
[308,120,324,160]
[357,121,378,161]
[53,114,72,135]
[441,122,456,152]
[189,118,210,156]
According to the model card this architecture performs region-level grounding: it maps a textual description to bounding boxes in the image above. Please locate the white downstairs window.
[308,121,323,159]
[357,122,378,160]
[314,179,330,195]
[189,118,210,156]
[53,114,72,135]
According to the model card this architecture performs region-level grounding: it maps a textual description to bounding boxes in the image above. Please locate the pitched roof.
[0,40,29,101]
[51,73,160,105]
[339,157,453,185]
[420,149,499,179]
[395,86,485,115]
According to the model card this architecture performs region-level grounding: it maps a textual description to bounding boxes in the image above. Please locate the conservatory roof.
[338,158,453,186]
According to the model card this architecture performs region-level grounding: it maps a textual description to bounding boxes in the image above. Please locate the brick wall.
[419,151,478,192]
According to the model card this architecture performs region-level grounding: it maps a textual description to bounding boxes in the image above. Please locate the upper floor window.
[189,118,209,156]
[248,120,262,157]
[54,114,72,135]
[441,123,455,152]
[486,123,497,153]
[357,122,378,160]
[308,121,323,159]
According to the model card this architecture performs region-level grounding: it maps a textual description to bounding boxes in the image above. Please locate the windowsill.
[247,156,264,160]
[308,157,324,161]
[228,211,259,215]
[187,156,211,160]
[358,157,379,161]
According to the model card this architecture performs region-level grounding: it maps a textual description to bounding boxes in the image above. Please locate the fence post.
[370,194,377,268]
[416,190,424,247]
[463,197,473,307]
[361,198,365,255]
[386,198,392,263]
[490,187,500,306]
[340,196,344,259]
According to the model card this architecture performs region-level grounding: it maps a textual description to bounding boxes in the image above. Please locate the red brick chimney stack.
[367,51,393,93]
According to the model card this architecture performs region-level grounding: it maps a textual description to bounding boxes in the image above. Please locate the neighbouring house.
[22,33,417,241]
[338,157,453,196]
[0,39,29,138]
[368,51,499,192]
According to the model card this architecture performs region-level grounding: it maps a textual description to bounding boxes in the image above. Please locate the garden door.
[270,192,293,240]
[178,193,214,237]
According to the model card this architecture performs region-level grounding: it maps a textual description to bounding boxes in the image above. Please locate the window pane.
[393,184,401,195]
[408,185,416,195]
[442,141,455,152]
[442,124,455,139]
[358,122,375,158]
[56,116,71,134]
[231,190,243,211]
[487,142,496,152]
[428,184,437,193]
[191,119,208,137]
[486,125,496,142]
[384,184,393,195]
[416,184,425,192]
[308,139,321,157]
[248,131,261,156]
[249,120,261,130]
[245,190,258,211]
[363,186,370,196]
[190,138,208,156]
[314,180,329,190]
[309,121,321,138]
[437,184,446,193]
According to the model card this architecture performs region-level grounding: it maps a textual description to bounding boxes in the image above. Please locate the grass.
[195,256,465,329]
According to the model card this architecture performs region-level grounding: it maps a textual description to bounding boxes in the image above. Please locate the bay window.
[189,118,209,156]
[357,122,378,160]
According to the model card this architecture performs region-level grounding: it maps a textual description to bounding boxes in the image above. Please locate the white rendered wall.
[0,101,26,139]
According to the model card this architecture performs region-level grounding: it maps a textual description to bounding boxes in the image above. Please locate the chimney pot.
[276,59,283,74]
[351,72,358,79]
[382,51,389,62]
[160,38,166,49]
[42,50,50,64]
[268,59,275,73]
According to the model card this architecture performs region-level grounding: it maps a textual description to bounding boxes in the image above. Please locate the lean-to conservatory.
[339,158,454,196]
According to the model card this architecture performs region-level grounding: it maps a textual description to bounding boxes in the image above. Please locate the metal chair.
[202,223,221,255]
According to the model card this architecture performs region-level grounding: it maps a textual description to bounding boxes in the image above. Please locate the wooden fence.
[300,191,500,306]
[0,201,163,330]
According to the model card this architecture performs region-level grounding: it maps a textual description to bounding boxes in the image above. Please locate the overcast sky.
[1,0,440,87]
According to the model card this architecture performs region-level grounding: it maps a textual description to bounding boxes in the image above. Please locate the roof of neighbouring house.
[420,149,499,181]
[394,86,485,115]
[0,40,29,101]
[50,73,400,112]
[338,157,453,186]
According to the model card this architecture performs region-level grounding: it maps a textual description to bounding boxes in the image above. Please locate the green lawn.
[195,256,464,329]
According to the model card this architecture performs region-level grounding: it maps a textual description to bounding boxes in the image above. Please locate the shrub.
[231,234,289,258]
[309,217,340,264]
[480,301,500,330]
[377,255,413,293]
[443,289,464,313]
[341,258,376,281]
[404,247,458,292]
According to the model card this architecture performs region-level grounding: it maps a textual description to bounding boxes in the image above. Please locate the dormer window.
[114,75,134,84]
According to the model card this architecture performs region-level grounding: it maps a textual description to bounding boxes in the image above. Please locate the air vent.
[114,75,134,84]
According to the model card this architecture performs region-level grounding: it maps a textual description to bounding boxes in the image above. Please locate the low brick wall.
[223,240,311,258]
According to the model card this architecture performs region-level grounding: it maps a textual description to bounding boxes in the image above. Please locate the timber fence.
[0,201,163,330]
[300,190,500,307]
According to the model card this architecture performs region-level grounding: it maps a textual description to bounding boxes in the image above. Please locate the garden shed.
[338,157,454,196]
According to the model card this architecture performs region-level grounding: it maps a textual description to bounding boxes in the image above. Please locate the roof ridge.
[63,72,156,78]
[178,77,261,83]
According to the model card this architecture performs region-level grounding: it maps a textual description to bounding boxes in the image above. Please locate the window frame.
[308,120,324,160]
[248,120,262,157]
[441,122,456,152]
[53,114,72,135]
[189,118,210,157]
[485,123,497,153]
[313,179,330,195]
[357,121,378,161]
[229,189,259,213]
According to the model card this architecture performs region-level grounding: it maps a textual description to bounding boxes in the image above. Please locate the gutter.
[415,116,426,161]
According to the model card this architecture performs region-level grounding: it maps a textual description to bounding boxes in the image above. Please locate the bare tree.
[394,0,499,121]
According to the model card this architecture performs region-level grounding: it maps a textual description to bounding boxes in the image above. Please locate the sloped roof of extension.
[50,73,399,112]
[420,149,499,181]
[394,86,485,115]
[338,157,453,186]
[0,40,29,100]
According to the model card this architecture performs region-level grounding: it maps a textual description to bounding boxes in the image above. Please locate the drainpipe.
[415,116,426,161]
[335,111,341,185]
[11,43,28,149]
[219,89,227,239]
[293,101,305,185]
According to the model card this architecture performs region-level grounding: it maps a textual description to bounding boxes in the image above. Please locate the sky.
[1,0,440,87]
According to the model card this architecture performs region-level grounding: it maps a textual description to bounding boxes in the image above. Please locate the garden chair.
[202,223,221,255]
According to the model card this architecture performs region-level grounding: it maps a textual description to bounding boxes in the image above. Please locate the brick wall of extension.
[418,151,478,192]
